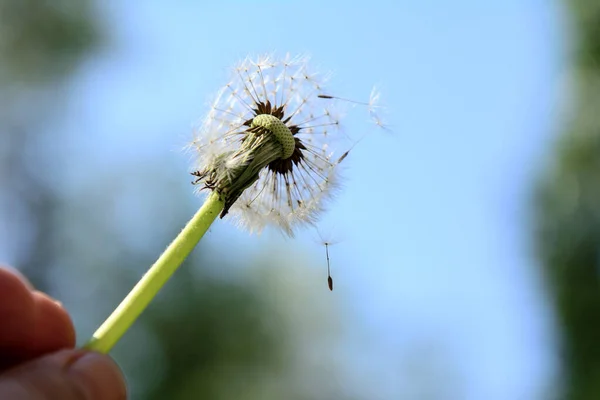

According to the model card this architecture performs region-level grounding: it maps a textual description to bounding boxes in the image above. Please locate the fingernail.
[68,352,127,400]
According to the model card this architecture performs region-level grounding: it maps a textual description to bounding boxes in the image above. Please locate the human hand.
[0,266,127,399]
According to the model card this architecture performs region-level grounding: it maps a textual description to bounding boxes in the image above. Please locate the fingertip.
[0,265,33,290]
[31,291,76,354]
[0,267,36,349]
[0,266,35,309]
[0,267,75,369]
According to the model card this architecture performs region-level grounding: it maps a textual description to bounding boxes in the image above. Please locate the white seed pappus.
[190,54,355,236]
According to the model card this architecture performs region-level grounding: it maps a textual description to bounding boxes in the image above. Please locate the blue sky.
[56,1,565,398]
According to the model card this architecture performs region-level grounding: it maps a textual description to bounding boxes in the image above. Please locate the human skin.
[0,266,127,399]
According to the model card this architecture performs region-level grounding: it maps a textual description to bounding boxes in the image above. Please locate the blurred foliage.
[0,2,365,399]
[0,0,101,288]
[0,0,99,84]
[124,259,352,400]
[570,0,600,71]
[535,0,600,398]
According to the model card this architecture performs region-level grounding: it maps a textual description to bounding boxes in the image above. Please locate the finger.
[0,265,34,290]
[0,266,75,369]
[29,291,76,355]
[0,267,36,353]
[0,349,127,400]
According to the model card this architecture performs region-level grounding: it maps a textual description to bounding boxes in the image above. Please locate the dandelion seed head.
[191,54,353,236]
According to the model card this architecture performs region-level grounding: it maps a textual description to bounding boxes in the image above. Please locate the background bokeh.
[1,1,595,399]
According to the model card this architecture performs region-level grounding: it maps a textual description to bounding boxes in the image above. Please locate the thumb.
[0,349,126,400]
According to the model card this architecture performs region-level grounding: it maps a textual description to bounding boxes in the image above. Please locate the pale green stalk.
[84,192,224,354]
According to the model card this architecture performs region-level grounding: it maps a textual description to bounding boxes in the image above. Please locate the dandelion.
[84,53,375,354]
[189,54,347,236]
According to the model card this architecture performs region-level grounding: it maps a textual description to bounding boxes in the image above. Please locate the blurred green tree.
[0,0,100,289]
[535,1,600,398]
[0,0,98,83]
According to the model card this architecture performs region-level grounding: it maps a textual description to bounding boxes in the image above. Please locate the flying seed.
[324,240,333,291]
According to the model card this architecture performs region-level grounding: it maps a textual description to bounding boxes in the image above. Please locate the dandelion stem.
[84,191,224,354]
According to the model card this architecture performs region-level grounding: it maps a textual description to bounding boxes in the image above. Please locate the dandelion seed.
[367,86,389,130]
[319,86,388,130]
[325,240,334,291]
[315,228,343,291]
[189,54,358,236]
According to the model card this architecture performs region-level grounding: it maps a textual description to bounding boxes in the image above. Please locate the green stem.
[84,192,224,354]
